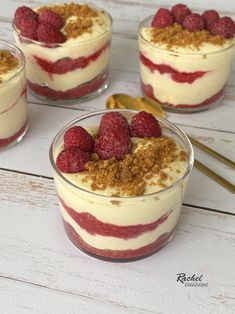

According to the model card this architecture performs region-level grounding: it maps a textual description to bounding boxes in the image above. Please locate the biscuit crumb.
[0,50,19,82]
[111,200,120,205]
[84,136,188,196]
[150,23,225,50]
[38,3,99,39]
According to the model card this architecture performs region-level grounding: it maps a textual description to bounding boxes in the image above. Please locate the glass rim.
[0,39,25,88]
[138,15,235,57]
[12,2,113,47]
[49,109,194,200]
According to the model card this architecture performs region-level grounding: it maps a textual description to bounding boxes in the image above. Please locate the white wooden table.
[0,1,235,313]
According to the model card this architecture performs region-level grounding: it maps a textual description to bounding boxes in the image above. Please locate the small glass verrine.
[139,15,235,113]
[49,109,194,261]
[12,2,112,104]
[0,40,28,150]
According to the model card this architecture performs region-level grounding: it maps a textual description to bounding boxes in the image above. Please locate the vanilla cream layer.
[0,67,19,83]
[140,65,226,105]
[61,202,179,250]
[0,69,27,138]
[55,172,186,225]
[139,28,235,106]
[0,93,27,138]
[53,134,189,226]
[28,48,110,91]
[0,69,26,111]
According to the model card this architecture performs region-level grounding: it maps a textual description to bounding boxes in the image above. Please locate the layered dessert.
[50,110,193,261]
[0,41,28,149]
[13,3,112,102]
[139,4,235,112]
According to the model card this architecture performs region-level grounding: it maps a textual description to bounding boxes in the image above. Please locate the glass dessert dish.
[0,40,28,150]
[13,2,112,104]
[139,11,235,113]
[49,109,194,261]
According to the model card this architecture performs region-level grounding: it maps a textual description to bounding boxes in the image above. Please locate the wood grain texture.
[0,277,135,314]
[0,170,235,314]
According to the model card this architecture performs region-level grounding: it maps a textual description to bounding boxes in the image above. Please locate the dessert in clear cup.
[13,2,112,103]
[0,40,28,150]
[49,109,194,261]
[139,4,235,112]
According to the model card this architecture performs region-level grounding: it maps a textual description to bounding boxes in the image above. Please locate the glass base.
[28,72,109,105]
[63,219,176,262]
[162,95,224,114]
[0,122,28,151]
[141,81,225,113]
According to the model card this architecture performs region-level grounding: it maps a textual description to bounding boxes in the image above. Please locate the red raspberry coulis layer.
[141,80,224,109]
[0,119,28,148]
[59,196,173,239]
[34,41,110,74]
[140,53,207,83]
[63,220,176,260]
[27,70,107,100]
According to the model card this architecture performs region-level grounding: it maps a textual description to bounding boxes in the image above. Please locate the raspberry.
[99,112,130,137]
[183,13,204,32]
[56,148,89,173]
[14,6,38,29]
[38,9,65,30]
[94,130,132,160]
[210,17,235,38]
[64,126,94,152]
[171,3,191,25]
[130,111,162,138]
[202,10,219,31]
[19,17,39,40]
[37,23,66,44]
[151,8,174,28]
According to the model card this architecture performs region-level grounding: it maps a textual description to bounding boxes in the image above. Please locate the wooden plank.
[0,277,135,314]
[0,170,235,313]
[180,126,235,212]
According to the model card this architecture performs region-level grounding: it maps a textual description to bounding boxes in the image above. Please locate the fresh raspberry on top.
[151,8,174,28]
[37,23,66,44]
[64,126,94,152]
[183,13,204,32]
[38,9,65,30]
[202,10,219,31]
[56,148,89,173]
[14,6,38,29]
[171,3,191,25]
[130,111,162,138]
[19,18,39,40]
[210,17,235,38]
[94,130,132,160]
[99,112,130,137]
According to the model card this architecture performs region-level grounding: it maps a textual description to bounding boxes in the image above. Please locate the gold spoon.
[106,93,166,118]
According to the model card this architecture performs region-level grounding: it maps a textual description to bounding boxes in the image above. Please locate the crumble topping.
[0,50,19,83]
[38,3,104,39]
[83,136,188,196]
[149,23,225,50]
